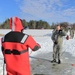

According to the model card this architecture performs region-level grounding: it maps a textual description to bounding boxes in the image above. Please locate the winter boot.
[58,60,61,64]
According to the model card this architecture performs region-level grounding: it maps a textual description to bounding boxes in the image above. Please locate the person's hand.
[59,29,62,34]
[54,41,58,44]
[59,29,62,31]
[37,43,41,48]
[59,29,62,32]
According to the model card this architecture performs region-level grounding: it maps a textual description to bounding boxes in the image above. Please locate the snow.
[0,29,75,75]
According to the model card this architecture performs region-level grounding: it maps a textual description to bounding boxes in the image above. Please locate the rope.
[29,50,33,55]
[29,56,51,62]
[3,61,5,75]
[61,49,67,57]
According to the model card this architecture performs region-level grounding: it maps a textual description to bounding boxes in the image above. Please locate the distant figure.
[51,25,66,64]
[70,29,74,39]
[1,17,41,75]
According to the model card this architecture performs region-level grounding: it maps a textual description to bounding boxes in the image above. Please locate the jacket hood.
[10,17,23,32]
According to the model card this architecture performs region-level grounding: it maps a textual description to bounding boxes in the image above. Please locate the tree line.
[0,18,75,30]
[0,19,50,29]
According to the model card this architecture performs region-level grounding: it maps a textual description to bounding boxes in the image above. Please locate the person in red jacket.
[1,17,41,75]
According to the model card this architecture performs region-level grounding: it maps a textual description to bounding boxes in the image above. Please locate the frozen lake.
[0,29,75,75]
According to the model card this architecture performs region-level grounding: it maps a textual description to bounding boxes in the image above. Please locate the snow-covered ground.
[0,29,75,75]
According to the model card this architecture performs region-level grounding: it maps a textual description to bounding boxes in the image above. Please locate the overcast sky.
[0,0,75,25]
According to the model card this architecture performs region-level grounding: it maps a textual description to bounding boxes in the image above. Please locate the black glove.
[59,29,62,34]
[59,29,62,32]
[54,41,58,44]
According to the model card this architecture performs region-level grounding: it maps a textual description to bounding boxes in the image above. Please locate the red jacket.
[2,17,41,75]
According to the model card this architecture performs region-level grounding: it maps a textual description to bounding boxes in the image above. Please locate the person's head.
[56,25,61,30]
[10,17,24,32]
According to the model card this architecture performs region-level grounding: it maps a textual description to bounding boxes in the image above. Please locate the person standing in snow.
[1,17,41,75]
[51,25,66,64]
[70,28,74,39]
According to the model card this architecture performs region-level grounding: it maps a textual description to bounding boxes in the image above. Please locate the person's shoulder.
[4,31,12,36]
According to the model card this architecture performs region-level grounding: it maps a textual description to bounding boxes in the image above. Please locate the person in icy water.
[51,25,66,64]
[1,17,41,75]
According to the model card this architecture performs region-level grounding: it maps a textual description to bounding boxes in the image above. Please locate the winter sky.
[0,0,75,24]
